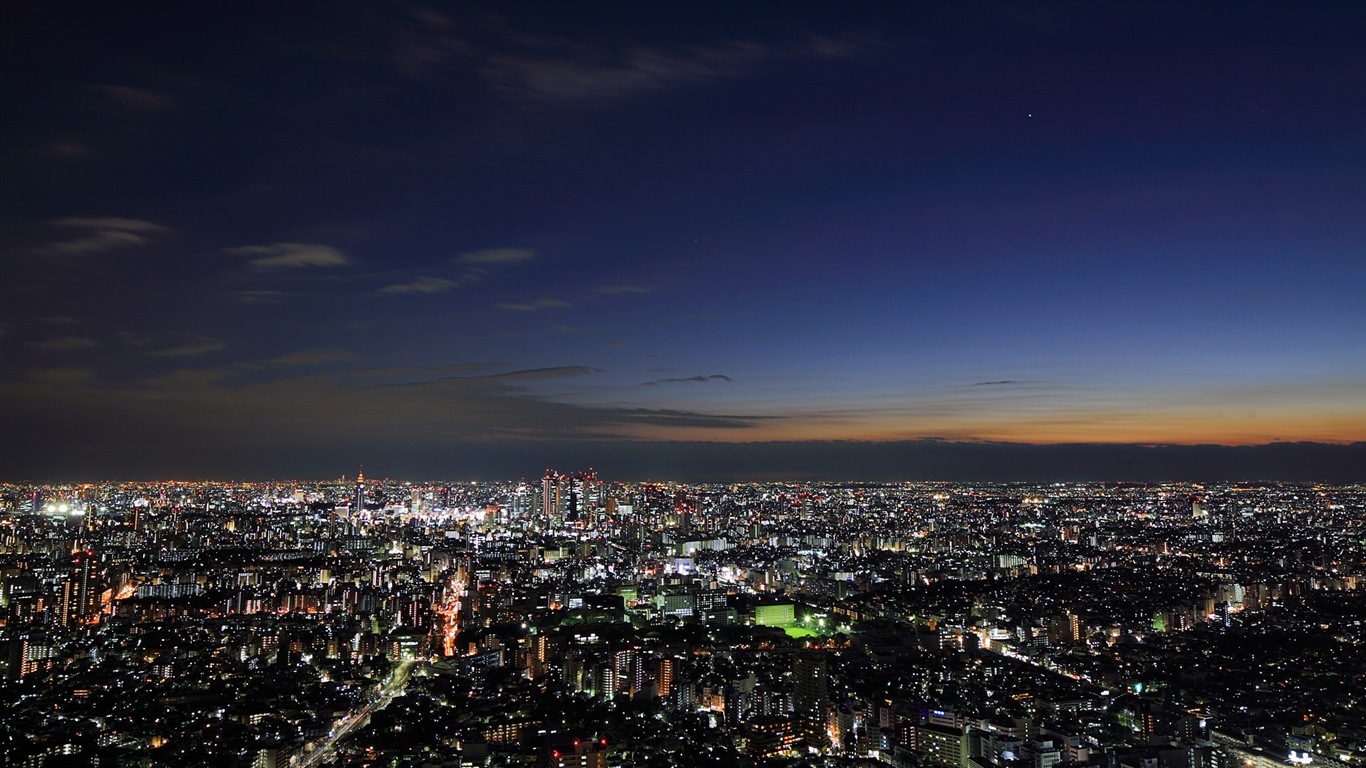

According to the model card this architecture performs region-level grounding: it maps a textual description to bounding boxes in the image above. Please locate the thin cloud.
[549,323,587,334]
[485,366,601,382]
[606,407,771,430]
[458,247,535,265]
[485,44,764,104]
[36,217,166,256]
[50,217,166,232]
[231,290,289,304]
[257,347,357,368]
[483,36,863,105]
[40,230,144,256]
[380,276,461,294]
[389,6,469,77]
[643,374,734,386]
[971,380,1024,387]
[146,341,226,358]
[95,84,174,112]
[28,336,97,351]
[497,298,570,311]
[0,361,787,475]
[347,362,491,380]
[380,248,533,297]
[230,242,350,270]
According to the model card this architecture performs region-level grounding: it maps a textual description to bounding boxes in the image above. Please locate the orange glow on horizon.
[615,404,1365,446]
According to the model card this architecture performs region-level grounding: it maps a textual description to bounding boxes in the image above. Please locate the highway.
[295,659,416,768]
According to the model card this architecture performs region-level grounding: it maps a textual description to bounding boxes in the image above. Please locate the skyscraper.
[793,652,830,750]
[353,469,367,513]
[542,470,562,529]
[61,551,100,627]
[656,657,674,699]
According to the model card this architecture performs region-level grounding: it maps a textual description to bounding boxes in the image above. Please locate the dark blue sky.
[2,2,1363,481]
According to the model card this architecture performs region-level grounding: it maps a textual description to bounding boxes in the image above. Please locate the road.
[295,659,416,768]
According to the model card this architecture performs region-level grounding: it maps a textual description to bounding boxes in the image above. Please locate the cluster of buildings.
[0,475,1362,768]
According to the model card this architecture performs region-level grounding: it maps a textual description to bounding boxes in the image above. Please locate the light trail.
[295,659,415,768]
[433,573,466,657]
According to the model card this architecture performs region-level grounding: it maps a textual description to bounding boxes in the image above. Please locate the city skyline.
[2,2,1363,480]
[1,476,1363,765]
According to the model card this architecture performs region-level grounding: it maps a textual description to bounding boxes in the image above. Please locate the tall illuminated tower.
[793,652,830,750]
[566,470,601,526]
[541,470,561,529]
[354,468,367,514]
[512,482,530,522]
[61,551,100,627]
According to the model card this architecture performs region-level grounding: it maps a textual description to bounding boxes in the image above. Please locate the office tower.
[542,470,562,529]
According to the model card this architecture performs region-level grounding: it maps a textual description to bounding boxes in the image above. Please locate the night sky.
[3,2,1363,482]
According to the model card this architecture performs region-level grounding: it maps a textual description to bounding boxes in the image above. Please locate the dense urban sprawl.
[1,475,1363,768]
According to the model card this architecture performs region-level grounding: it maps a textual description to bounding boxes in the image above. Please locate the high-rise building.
[512,482,530,521]
[615,648,644,698]
[58,581,76,628]
[353,469,367,513]
[542,470,562,528]
[60,551,100,627]
[567,470,601,525]
[793,652,830,750]
[674,491,694,535]
[19,632,54,678]
[4,576,44,626]
[656,657,674,698]
[591,661,616,699]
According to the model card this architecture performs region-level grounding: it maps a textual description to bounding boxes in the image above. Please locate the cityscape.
[4,3,1365,768]
[2,473,1362,767]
